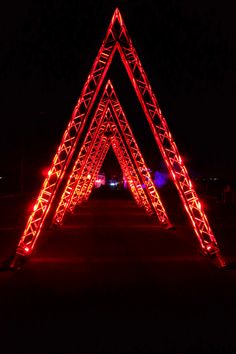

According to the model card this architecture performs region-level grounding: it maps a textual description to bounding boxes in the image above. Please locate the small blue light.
[154,170,168,188]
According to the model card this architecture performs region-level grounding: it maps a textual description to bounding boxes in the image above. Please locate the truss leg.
[9,253,28,271]
[68,138,110,213]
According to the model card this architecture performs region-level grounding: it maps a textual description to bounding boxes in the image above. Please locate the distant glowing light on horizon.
[110,182,118,186]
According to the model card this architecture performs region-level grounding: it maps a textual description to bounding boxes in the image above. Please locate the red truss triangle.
[11,8,225,267]
[52,80,171,228]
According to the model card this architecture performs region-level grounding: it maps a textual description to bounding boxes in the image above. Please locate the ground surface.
[0,188,236,354]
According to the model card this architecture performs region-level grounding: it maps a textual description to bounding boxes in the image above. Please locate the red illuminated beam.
[64,83,170,224]
[106,82,170,226]
[12,8,224,267]
[69,130,152,215]
[52,94,112,226]
[72,137,145,211]
[52,82,161,226]
[81,142,144,209]
[57,105,160,223]
[71,122,155,216]
[72,141,111,208]
[12,12,121,258]
[108,123,155,215]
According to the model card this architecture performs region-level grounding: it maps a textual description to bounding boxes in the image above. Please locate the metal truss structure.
[66,122,152,216]
[65,129,153,216]
[11,8,225,267]
[53,81,170,227]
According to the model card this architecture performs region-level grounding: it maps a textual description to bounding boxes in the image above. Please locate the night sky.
[0,0,235,192]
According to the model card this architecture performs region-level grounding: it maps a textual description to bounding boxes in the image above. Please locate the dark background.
[0,0,235,193]
[1,3,236,353]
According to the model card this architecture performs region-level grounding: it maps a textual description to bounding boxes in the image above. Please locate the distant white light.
[110,182,117,186]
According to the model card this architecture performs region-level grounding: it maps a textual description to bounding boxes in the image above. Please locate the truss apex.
[106,79,115,91]
[114,7,121,15]
[112,7,123,25]
[106,79,112,88]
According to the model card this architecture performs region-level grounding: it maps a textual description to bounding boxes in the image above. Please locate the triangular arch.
[11,8,225,267]
[52,81,170,228]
